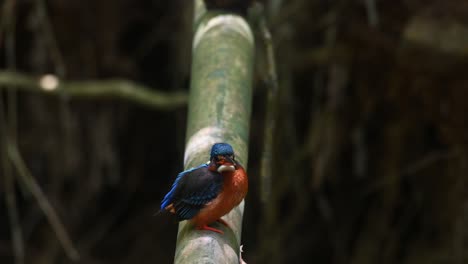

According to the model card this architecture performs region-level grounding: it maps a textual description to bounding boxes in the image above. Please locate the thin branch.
[364,0,379,28]
[402,150,459,176]
[36,0,66,77]
[1,1,24,263]
[0,71,188,110]
[6,142,80,261]
[365,150,460,196]
[252,3,279,204]
[5,0,17,140]
[1,88,25,264]
[1,90,24,264]
[3,157,25,264]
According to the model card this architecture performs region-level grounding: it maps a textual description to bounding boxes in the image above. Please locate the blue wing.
[161,163,223,220]
[160,164,205,210]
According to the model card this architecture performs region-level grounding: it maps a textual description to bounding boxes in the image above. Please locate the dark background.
[1,0,468,263]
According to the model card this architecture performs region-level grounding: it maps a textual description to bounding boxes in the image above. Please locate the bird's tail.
[153,209,163,216]
[154,204,175,216]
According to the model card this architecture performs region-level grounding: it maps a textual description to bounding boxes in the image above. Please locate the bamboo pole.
[174,0,254,263]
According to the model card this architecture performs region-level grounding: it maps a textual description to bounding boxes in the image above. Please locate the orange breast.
[191,166,248,228]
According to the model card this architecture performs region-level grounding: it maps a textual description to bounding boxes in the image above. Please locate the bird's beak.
[218,164,235,173]
[224,156,235,165]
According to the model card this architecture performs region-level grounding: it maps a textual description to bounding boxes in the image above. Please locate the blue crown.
[210,143,234,158]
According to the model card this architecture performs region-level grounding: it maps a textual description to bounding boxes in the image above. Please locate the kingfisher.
[161,143,248,234]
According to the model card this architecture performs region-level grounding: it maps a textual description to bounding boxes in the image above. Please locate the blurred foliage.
[1,0,468,264]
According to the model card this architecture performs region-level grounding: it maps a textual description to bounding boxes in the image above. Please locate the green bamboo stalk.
[174,0,254,263]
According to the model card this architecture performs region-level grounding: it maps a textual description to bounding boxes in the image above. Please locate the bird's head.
[210,143,237,173]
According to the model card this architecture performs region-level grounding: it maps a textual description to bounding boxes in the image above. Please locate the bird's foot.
[216,218,230,227]
[197,225,224,234]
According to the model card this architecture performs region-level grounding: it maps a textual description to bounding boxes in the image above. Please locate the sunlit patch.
[240,245,247,264]
[193,14,254,51]
[39,74,59,91]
